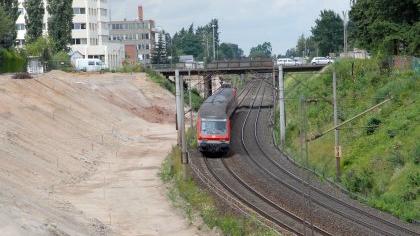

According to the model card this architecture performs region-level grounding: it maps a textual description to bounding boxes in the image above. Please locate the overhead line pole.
[278,65,286,148]
[333,70,341,179]
[212,23,216,61]
[188,69,193,129]
[175,70,188,165]
[176,70,182,146]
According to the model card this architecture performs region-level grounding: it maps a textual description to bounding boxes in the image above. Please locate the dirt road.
[0,71,203,235]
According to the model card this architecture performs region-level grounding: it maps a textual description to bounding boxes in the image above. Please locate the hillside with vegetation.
[278,59,419,222]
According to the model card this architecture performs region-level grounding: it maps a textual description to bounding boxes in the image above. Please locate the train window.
[201,119,227,135]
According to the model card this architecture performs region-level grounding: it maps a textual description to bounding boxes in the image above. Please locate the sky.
[109,0,351,55]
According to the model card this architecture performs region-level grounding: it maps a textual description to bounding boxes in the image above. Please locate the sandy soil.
[0,71,203,235]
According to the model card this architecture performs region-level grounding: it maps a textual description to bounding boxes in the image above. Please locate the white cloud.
[109,0,350,54]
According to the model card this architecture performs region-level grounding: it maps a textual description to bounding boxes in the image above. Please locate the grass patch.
[275,59,420,222]
[145,68,204,111]
[160,129,279,236]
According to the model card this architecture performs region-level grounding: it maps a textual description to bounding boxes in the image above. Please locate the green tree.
[24,0,45,43]
[151,33,168,64]
[47,0,73,52]
[311,10,343,56]
[249,42,272,58]
[218,43,244,60]
[25,36,52,63]
[171,19,220,62]
[0,0,19,48]
[296,34,306,57]
[350,0,419,55]
[285,48,297,58]
[0,6,14,46]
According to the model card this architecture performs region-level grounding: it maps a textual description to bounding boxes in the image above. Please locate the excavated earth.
[0,71,205,236]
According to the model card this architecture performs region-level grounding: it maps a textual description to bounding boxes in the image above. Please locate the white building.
[16,0,125,69]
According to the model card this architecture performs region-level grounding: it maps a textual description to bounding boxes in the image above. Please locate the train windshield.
[201,119,227,135]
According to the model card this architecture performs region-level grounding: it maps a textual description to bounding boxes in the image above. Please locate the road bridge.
[153,60,325,77]
[152,59,326,98]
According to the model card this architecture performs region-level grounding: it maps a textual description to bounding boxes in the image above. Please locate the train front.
[197,117,231,154]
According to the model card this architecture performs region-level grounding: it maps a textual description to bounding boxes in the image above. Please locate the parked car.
[294,59,303,65]
[277,58,299,66]
[75,59,106,72]
[311,57,334,65]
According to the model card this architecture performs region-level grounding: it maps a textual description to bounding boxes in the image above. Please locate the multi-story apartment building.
[16,0,48,47]
[15,0,125,69]
[109,6,156,64]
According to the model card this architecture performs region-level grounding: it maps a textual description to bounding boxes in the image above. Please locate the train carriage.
[197,85,237,154]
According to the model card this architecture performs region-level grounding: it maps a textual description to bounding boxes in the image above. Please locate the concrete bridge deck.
[152,61,326,77]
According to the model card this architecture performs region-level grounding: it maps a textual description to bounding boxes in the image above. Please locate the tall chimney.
[138,6,144,21]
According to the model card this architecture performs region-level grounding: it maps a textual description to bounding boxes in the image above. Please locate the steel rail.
[251,83,397,235]
[236,80,331,236]
[203,80,306,235]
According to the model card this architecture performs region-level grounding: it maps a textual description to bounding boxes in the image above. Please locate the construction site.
[0,71,205,236]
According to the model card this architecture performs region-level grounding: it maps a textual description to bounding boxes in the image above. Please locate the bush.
[0,49,26,73]
[366,118,382,135]
[412,144,420,165]
[119,62,145,73]
[343,168,374,195]
[48,51,72,71]
[12,72,32,79]
[25,37,52,62]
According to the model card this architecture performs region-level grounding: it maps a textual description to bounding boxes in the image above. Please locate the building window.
[72,38,87,45]
[111,23,125,30]
[18,8,24,15]
[90,38,98,45]
[73,8,86,14]
[89,8,98,16]
[16,24,25,30]
[72,23,86,30]
[100,22,108,30]
[89,23,97,31]
[100,8,107,17]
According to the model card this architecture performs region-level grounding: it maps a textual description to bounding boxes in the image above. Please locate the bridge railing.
[150,58,276,71]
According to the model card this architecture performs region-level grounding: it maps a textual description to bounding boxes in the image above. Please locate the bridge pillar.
[239,74,245,88]
[204,75,213,98]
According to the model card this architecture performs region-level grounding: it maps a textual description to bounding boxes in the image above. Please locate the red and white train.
[197,85,237,154]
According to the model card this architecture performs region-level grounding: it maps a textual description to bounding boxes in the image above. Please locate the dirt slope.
[0,71,200,235]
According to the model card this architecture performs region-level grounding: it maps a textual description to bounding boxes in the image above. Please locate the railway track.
[202,80,330,235]
[192,78,420,235]
[255,84,420,235]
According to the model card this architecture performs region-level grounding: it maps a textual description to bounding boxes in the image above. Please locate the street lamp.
[212,23,216,61]
[342,11,349,54]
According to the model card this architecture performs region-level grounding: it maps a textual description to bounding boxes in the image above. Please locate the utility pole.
[175,70,188,164]
[176,70,182,145]
[188,69,194,129]
[212,23,216,61]
[333,70,341,179]
[278,65,286,148]
[180,74,187,165]
[342,11,349,55]
[272,54,276,88]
